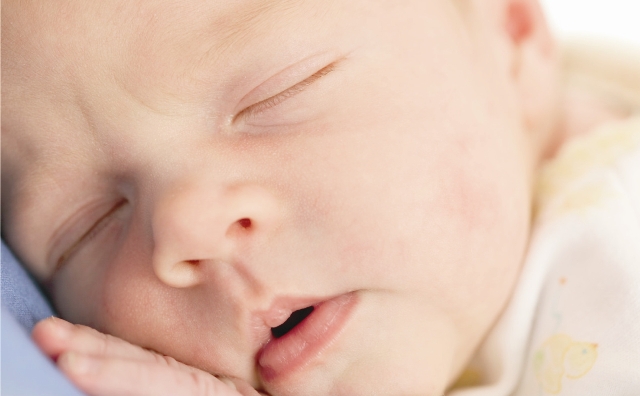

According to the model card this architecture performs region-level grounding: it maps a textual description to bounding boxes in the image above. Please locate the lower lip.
[257,292,358,382]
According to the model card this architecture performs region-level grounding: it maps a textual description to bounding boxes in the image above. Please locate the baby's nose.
[150,180,284,289]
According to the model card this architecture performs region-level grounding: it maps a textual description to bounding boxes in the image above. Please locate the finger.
[218,377,268,396]
[33,317,156,362]
[58,352,248,396]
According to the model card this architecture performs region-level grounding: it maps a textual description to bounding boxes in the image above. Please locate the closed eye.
[233,62,338,123]
[52,199,128,276]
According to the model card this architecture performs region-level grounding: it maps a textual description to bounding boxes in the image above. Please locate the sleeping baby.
[2,0,639,395]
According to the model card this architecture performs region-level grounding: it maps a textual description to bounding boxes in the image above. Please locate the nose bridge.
[152,180,231,263]
[150,173,283,289]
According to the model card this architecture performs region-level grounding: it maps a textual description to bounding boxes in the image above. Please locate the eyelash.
[234,62,337,122]
[55,199,128,271]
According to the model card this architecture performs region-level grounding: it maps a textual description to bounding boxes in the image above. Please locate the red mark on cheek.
[439,165,499,232]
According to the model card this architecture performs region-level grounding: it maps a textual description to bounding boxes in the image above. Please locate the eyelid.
[234,62,338,123]
[49,199,127,279]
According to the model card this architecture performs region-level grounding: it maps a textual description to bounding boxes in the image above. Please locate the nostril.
[238,218,252,229]
[226,218,253,238]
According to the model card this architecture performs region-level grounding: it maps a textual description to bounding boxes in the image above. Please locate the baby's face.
[2,1,538,395]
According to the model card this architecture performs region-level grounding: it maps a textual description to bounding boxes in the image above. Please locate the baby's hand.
[32,317,266,396]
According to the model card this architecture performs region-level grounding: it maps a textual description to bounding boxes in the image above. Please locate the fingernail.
[219,377,237,391]
[61,352,100,375]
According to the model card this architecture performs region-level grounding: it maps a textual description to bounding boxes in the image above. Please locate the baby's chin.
[261,362,448,396]
[258,323,452,395]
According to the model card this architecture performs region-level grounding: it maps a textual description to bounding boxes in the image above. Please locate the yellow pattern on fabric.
[532,334,598,394]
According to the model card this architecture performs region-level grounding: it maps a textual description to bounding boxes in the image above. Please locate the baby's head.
[2,0,561,394]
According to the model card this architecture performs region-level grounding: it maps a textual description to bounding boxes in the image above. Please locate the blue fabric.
[1,241,86,395]
[1,305,85,396]
[1,241,55,331]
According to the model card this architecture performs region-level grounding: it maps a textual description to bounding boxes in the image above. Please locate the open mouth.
[257,293,358,382]
[271,306,314,338]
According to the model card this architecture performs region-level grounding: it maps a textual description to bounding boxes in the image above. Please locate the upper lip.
[250,295,327,348]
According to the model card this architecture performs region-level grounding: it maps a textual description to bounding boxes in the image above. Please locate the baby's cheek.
[98,244,195,353]
[99,255,159,335]
[52,252,114,329]
[425,155,530,317]
[436,132,531,259]
[436,160,504,234]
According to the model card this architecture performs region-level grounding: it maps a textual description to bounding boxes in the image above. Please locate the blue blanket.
[1,241,85,396]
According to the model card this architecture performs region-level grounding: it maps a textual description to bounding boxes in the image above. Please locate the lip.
[256,292,358,383]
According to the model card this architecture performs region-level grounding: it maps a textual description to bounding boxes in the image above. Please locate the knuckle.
[189,370,215,395]
[97,332,111,356]
[154,353,184,371]
[156,353,172,366]
[61,359,105,395]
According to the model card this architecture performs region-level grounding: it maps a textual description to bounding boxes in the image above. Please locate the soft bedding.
[1,241,85,396]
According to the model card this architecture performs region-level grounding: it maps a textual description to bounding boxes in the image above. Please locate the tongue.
[271,306,314,338]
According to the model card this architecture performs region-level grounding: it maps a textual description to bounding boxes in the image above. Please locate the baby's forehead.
[3,1,353,118]
[6,0,301,44]
[3,1,258,79]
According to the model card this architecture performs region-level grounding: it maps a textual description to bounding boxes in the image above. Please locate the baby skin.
[1,0,615,395]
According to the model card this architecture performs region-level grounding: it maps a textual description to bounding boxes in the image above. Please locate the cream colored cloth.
[449,117,640,396]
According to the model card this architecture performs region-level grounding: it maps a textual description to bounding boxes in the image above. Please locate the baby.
[2,0,639,395]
